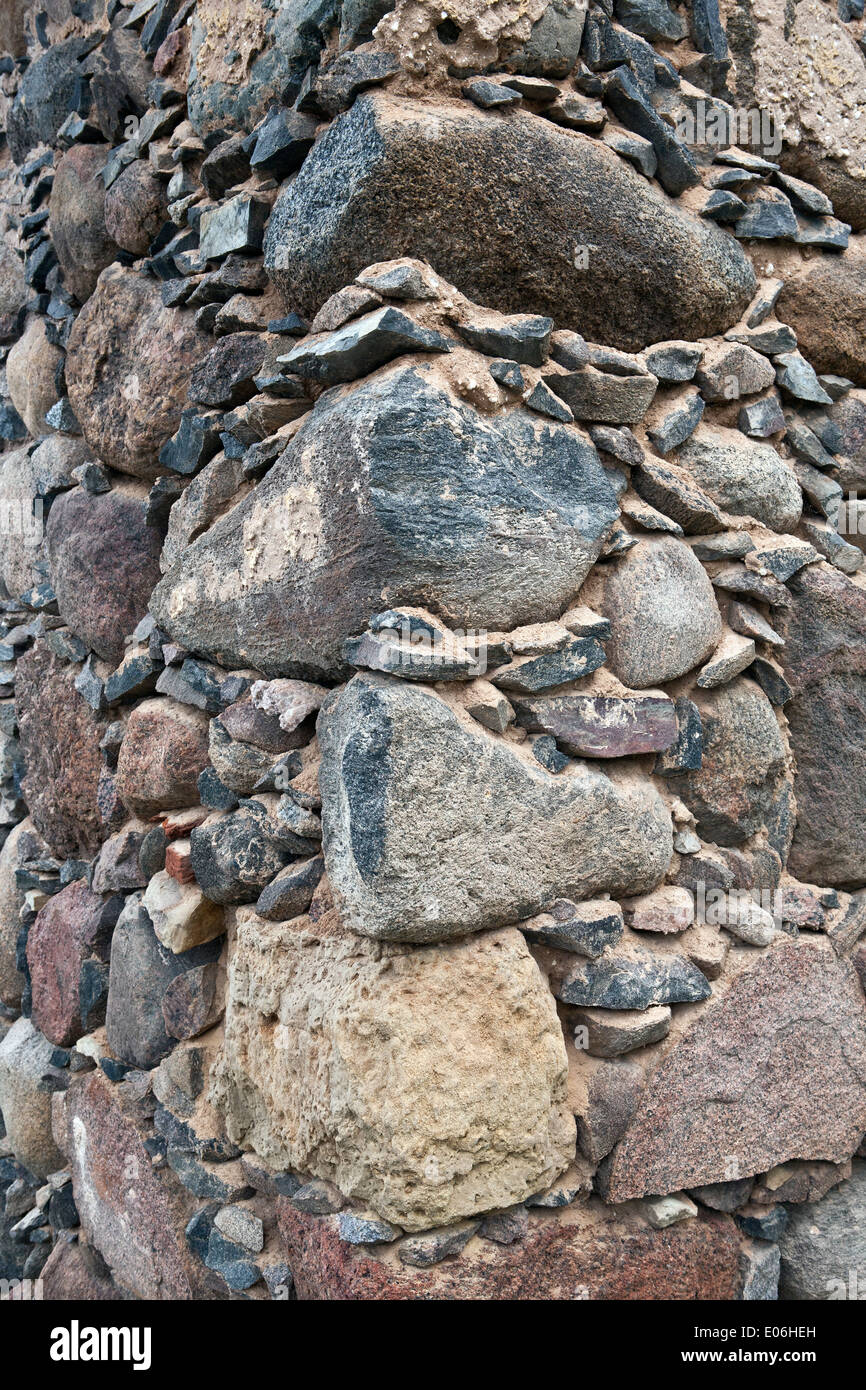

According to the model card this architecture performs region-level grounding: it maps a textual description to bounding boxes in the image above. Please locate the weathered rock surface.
[265,95,755,351]
[599,537,723,687]
[105,894,222,1069]
[5,316,63,438]
[674,678,789,849]
[0,819,46,1008]
[212,908,574,1231]
[605,939,866,1200]
[46,484,163,666]
[115,699,210,819]
[63,1071,217,1299]
[675,427,802,532]
[66,266,210,480]
[27,880,121,1047]
[152,364,620,679]
[318,674,672,942]
[16,643,108,859]
[104,159,170,257]
[0,1016,67,1178]
[279,1198,743,1298]
[779,1160,866,1299]
[777,260,866,390]
[775,564,866,886]
[722,0,866,232]
[49,144,119,305]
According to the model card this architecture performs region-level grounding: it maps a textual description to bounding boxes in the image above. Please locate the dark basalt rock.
[264,93,755,352]
[152,364,620,679]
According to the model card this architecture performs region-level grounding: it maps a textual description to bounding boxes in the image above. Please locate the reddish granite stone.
[63,1071,222,1300]
[605,937,866,1201]
[277,1199,743,1300]
[46,484,163,666]
[514,693,678,758]
[27,879,122,1047]
[15,643,108,859]
[115,698,210,818]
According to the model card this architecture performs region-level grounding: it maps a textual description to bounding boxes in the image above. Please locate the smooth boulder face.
[15,643,108,859]
[675,426,802,532]
[48,145,119,304]
[600,537,723,687]
[115,698,211,819]
[605,939,866,1201]
[264,94,756,350]
[317,673,673,943]
[779,1161,866,1300]
[151,363,620,679]
[103,159,169,257]
[5,316,63,438]
[46,484,163,666]
[775,564,866,886]
[66,266,210,480]
[212,909,574,1231]
[777,261,866,389]
[0,1017,67,1178]
[674,678,789,848]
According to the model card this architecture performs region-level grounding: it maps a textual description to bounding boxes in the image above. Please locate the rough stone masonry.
[0,0,864,1304]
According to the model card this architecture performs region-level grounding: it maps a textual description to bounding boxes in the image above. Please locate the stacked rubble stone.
[0,0,865,1301]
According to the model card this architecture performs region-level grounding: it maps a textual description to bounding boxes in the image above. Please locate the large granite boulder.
[5,316,63,438]
[151,362,620,679]
[62,1070,218,1298]
[279,1198,743,1299]
[598,537,723,688]
[317,674,673,943]
[0,819,47,1010]
[0,446,49,600]
[27,880,122,1048]
[115,699,211,819]
[675,426,802,533]
[264,94,756,350]
[66,266,210,480]
[605,938,866,1200]
[0,1017,67,1178]
[212,907,574,1231]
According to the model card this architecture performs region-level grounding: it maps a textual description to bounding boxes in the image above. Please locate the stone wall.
[0,0,865,1302]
